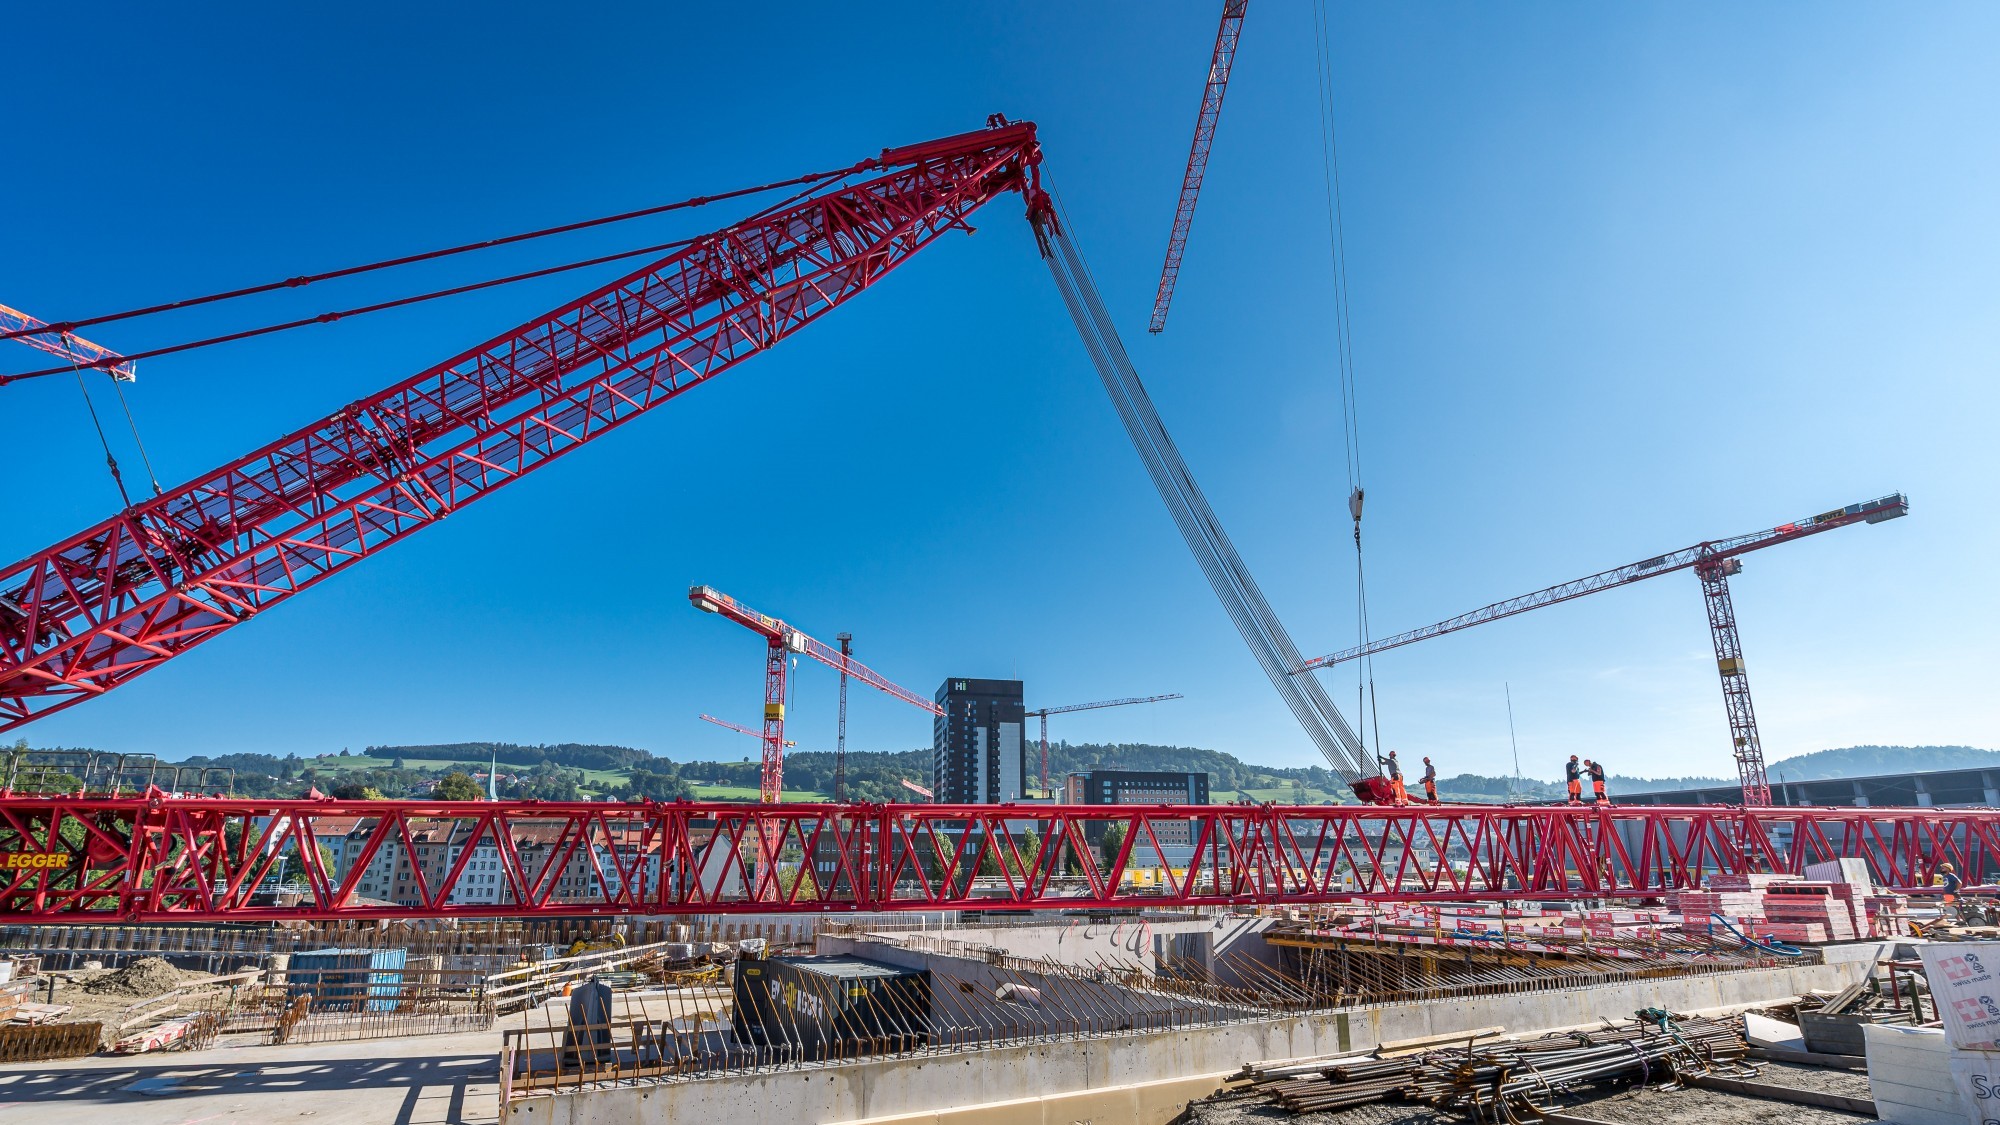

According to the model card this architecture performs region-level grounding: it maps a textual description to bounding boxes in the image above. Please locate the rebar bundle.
[1232,1013,1750,1120]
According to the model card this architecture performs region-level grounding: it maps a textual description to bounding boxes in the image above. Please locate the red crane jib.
[0,121,1045,731]
[0,794,1982,922]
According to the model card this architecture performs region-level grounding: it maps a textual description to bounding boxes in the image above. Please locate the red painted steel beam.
[0,795,1988,923]
[0,120,1046,731]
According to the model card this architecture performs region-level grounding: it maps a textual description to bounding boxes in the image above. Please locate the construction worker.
[1586,758,1608,806]
[1421,756,1439,804]
[1937,862,1963,917]
[1564,755,1583,806]
[1377,750,1408,806]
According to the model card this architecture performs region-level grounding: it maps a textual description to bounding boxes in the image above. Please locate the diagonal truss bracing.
[0,796,1989,923]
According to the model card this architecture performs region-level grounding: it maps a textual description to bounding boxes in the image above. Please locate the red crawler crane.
[1149,0,1250,334]
[1296,494,1910,806]
[0,120,1048,731]
[689,586,941,803]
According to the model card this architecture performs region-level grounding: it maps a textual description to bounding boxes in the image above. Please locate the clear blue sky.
[5,3,1994,780]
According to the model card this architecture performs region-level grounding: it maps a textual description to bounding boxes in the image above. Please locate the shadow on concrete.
[0,1052,496,1124]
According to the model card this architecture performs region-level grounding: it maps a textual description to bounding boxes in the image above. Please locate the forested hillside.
[14,738,1992,805]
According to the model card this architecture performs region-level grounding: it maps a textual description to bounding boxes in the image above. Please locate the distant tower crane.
[1294,493,1910,806]
[698,713,795,748]
[1149,0,1249,333]
[899,777,934,801]
[1027,693,1185,793]
[690,586,941,803]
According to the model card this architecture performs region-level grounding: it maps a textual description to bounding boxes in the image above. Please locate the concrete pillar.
[1981,772,1999,807]
[1915,777,1934,808]
[1853,781,1870,808]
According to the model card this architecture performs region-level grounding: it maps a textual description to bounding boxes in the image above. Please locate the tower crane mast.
[1149,0,1249,334]
[1296,493,1910,805]
[690,585,941,802]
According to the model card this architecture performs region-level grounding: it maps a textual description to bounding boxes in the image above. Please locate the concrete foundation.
[503,952,1871,1125]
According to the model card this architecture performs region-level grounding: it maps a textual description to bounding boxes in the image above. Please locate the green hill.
[18,737,1993,806]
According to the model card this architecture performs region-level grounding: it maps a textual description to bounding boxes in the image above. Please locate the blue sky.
[5,3,1994,780]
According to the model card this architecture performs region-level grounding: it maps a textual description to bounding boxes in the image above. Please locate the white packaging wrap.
[1923,943,2000,1051]
[1950,1049,2000,1125]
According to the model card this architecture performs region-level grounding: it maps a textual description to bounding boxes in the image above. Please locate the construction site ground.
[1182,1061,1872,1125]
[0,1023,500,1125]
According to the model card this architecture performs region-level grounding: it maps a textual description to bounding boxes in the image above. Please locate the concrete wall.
[504,956,1865,1125]
[815,935,1259,1035]
[859,915,1280,980]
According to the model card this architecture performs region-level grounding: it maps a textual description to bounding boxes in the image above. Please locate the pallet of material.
[8,1003,70,1025]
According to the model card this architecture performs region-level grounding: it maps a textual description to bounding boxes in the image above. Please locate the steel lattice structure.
[1149,0,1250,333]
[0,795,1988,922]
[1297,493,1909,805]
[0,120,1046,730]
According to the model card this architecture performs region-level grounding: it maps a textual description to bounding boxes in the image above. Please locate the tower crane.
[689,585,941,803]
[1295,493,1910,805]
[1026,693,1184,793]
[1,303,135,381]
[698,713,795,748]
[1149,0,1249,334]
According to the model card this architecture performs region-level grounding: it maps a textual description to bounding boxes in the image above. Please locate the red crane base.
[0,795,1984,922]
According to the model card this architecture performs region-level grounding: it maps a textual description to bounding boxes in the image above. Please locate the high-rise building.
[932,678,1026,804]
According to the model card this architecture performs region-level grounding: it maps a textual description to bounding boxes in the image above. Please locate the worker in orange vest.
[1564,755,1583,806]
[1586,758,1608,806]
[1377,750,1408,806]
[1420,756,1439,804]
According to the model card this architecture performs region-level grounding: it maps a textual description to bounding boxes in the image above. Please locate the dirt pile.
[79,957,191,997]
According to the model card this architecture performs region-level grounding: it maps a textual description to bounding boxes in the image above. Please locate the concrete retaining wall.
[504,956,1865,1125]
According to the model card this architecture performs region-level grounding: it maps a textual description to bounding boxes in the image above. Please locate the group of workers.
[1564,754,1610,806]
[1374,750,1437,805]
[1371,749,1611,807]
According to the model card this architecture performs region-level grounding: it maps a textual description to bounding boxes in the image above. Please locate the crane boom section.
[1027,692,1183,718]
[0,122,1042,731]
[1296,493,1908,672]
[1149,0,1249,334]
[689,586,943,716]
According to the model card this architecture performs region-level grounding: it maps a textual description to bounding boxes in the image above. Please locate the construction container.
[732,954,930,1059]
[287,947,407,1013]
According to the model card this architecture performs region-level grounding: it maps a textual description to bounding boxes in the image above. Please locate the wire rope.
[1310,0,1384,757]
[0,163,866,346]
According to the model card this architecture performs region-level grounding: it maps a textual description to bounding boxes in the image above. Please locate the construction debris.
[1218,1012,1750,1119]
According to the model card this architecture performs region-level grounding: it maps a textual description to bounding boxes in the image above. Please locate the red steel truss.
[0,795,1990,922]
[0,120,1046,731]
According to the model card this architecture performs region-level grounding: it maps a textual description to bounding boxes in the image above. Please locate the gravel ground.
[1745,1058,1871,1100]
[1558,1083,1871,1125]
